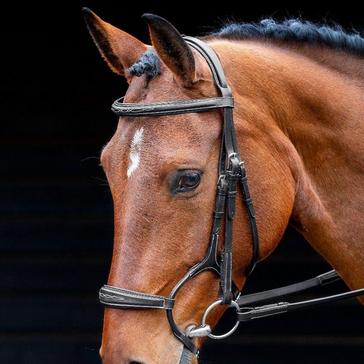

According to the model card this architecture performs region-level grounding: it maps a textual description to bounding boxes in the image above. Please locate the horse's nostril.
[129,361,144,364]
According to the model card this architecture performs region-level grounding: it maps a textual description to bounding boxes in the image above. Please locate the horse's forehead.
[103,113,218,179]
[123,114,215,155]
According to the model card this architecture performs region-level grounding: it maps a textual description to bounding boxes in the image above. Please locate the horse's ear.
[83,8,147,76]
[142,14,196,87]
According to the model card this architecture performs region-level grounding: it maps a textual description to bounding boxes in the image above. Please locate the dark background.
[1,1,363,363]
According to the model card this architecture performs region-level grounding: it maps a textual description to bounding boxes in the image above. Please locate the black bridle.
[99,36,364,358]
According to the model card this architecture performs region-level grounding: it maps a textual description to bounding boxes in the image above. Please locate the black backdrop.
[1,1,363,363]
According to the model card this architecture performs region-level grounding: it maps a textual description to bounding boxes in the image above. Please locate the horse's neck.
[221,40,364,290]
[283,68,364,289]
[288,46,364,80]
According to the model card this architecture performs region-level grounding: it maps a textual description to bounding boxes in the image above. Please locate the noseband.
[99,37,364,358]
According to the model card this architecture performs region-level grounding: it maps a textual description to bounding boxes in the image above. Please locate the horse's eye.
[172,170,202,194]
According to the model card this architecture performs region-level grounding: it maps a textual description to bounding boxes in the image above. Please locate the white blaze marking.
[127,127,144,178]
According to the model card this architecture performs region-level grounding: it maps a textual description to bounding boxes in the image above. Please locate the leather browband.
[111,96,234,117]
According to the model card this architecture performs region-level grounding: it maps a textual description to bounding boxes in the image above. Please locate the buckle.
[227,153,241,176]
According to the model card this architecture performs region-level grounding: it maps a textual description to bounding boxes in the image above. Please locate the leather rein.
[99,36,364,358]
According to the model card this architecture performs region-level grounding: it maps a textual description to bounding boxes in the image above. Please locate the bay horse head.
[84,8,364,364]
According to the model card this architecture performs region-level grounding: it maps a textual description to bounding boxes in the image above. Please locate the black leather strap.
[183,37,260,304]
[238,288,364,322]
[239,162,259,275]
[183,36,230,91]
[237,270,340,306]
[112,96,233,116]
[237,270,364,323]
[99,285,175,309]
[178,346,196,363]
[220,156,240,303]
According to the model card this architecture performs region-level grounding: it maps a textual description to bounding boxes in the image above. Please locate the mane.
[213,18,364,57]
[129,18,364,78]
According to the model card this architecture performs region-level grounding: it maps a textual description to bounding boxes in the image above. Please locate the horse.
[83,8,364,364]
